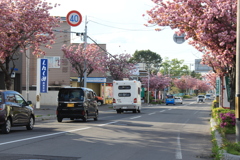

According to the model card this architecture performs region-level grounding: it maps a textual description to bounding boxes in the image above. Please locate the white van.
[112,80,142,113]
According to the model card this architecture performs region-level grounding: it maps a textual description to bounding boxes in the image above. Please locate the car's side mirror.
[27,101,32,105]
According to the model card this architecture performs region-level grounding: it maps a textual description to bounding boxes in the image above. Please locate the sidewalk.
[33,104,114,122]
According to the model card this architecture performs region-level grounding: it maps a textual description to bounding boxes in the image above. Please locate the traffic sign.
[66,10,82,27]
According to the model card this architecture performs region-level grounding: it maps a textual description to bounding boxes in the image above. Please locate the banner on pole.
[40,59,48,93]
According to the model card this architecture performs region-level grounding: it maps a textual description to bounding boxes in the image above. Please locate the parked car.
[56,87,99,122]
[197,95,205,103]
[93,92,103,106]
[174,97,183,104]
[0,90,35,134]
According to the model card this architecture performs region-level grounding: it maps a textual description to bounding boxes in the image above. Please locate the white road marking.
[148,112,156,115]
[176,133,183,159]
[160,110,165,112]
[97,121,118,126]
[194,111,199,115]
[168,108,172,110]
[0,127,91,146]
[130,116,141,119]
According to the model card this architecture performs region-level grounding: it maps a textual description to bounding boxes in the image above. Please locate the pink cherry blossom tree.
[145,0,236,107]
[194,79,212,94]
[203,71,218,89]
[141,72,171,91]
[61,44,107,87]
[174,76,197,94]
[105,53,137,80]
[0,0,60,89]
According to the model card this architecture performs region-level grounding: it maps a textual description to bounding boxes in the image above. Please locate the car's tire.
[97,101,103,106]
[116,109,121,114]
[26,116,34,130]
[138,109,141,113]
[83,112,88,122]
[1,118,11,134]
[70,118,74,120]
[166,104,168,105]
[94,111,98,121]
[133,109,137,113]
[57,117,63,122]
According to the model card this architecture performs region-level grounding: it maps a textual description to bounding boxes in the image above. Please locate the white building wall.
[22,91,58,106]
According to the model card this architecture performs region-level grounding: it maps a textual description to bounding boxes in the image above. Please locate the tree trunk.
[0,57,12,90]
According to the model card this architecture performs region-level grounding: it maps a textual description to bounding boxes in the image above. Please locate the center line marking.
[148,112,156,115]
[130,116,141,119]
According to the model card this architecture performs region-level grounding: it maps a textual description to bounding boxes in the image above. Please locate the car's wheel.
[97,101,103,106]
[133,109,137,113]
[138,109,141,113]
[26,116,34,130]
[83,112,88,122]
[166,104,168,105]
[70,118,74,120]
[116,109,121,114]
[94,111,98,121]
[57,117,63,122]
[1,118,11,134]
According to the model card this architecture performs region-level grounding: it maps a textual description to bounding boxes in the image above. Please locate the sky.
[47,0,203,67]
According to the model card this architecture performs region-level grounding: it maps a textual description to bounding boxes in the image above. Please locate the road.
[0,99,213,160]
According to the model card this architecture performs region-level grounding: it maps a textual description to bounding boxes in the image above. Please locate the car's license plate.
[122,107,127,109]
[67,103,74,107]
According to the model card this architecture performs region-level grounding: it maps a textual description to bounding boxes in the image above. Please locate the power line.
[89,20,154,31]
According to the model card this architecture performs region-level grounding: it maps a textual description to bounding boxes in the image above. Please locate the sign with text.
[40,59,48,93]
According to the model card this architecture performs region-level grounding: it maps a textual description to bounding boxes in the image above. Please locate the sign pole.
[36,58,40,109]
[84,16,87,88]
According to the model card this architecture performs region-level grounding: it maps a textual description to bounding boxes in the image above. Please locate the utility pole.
[83,16,87,88]
[236,0,240,142]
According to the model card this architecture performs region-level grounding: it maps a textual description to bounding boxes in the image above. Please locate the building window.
[44,56,60,68]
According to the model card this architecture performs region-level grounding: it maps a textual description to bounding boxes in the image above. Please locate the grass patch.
[211,102,240,157]
[211,130,223,160]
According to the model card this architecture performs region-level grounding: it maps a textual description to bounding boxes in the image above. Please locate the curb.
[210,118,240,160]
[35,115,56,122]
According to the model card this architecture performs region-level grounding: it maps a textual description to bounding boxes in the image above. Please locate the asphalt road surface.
[0,98,213,160]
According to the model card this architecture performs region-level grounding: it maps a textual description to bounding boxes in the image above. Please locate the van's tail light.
[134,98,137,103]
[0,104,5,111]
[113,98,116,103]
[82,111,85,115]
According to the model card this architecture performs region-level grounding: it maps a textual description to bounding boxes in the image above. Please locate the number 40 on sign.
[66,10,82,27]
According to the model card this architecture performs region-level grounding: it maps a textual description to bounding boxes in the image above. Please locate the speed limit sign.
[66,10,82,27]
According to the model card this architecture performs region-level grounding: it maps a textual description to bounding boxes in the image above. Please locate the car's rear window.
[198,96,204,98]
[118,93,131,97]
[118,86,131,90]
[59,89,84,101]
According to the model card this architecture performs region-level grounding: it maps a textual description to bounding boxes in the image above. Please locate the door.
[15,94,29,124]
[5,93,20,124]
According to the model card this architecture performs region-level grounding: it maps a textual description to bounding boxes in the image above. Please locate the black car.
[0,90,35,134]
[56,87,98,122]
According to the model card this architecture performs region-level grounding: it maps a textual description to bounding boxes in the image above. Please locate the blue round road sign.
[66,10,82,27]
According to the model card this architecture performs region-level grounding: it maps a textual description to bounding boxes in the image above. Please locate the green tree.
[191,71,202,80]
[160,58,189,78]
[129,50,162,73]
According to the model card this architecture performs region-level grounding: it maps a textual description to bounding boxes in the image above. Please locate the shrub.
[183,95,192,98]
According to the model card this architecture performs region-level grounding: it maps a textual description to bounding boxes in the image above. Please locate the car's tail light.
[134,98,137,103]
[82,110,85,115]
[0,104,5,111]
[113,98,116,103]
